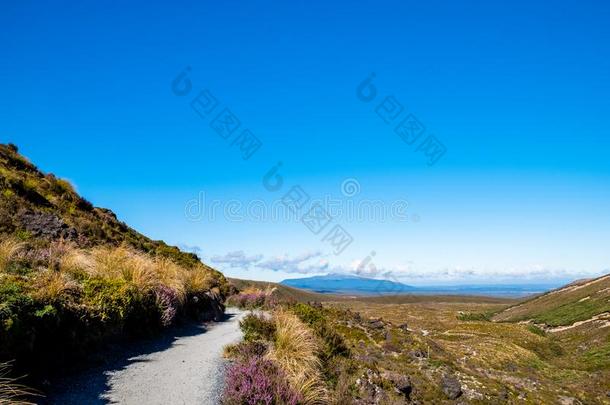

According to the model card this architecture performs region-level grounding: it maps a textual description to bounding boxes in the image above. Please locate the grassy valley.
[225,278,610,404]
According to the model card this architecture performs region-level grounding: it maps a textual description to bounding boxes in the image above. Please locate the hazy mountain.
[281,273,416,295]
[281,273,559,297]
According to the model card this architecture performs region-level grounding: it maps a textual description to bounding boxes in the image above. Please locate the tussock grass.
[0,362,37,404]
[89,246,157,293]
[31,270,79,303]
[0,234,226,375]
[267,309,328,404]
[0,239,23,272]
[184,264,215,295]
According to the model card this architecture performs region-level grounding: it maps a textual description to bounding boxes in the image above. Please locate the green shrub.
[292,303,350,360]
[240,314,276,342]
[527,324,546,336]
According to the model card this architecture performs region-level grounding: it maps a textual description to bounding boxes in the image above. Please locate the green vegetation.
[0,241,227,374]
[493,274,610,326]
[0,144,229,400]
[527,324,547,337]
[240,313,276,342]
[0,144,207,270]
[529,297,610,326]
[582,341,610,371]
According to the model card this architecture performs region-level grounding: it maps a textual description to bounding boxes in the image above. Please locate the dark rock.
[17,209,78,240]
[498,387,509,400]
[383,371,412,398]
[441,374,462,400]
[368,318,385,329]
[409,349,428,359]
[398,323,409,332]
[188,290,225,322]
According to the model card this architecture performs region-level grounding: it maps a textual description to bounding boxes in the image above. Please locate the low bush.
[240,314,276,342]
[0,237,226,375]
[292,303,350,360]
[222,356,301,405]
[224,341,268,361]
[227,290,270,310]
[527,324,546,337]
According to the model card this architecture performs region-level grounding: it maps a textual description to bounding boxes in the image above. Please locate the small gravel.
[44,308,246,404]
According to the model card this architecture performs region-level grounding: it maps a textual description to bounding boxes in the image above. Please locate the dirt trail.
[44,308,245,404]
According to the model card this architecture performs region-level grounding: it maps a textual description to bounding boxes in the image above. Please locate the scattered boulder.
[355,369,387,404]
[383,371,412,398]
[409,349,428,359]
[368,318,385,329]
[17,209,78,240]
[441,374,462,400]
[398,322,409,332]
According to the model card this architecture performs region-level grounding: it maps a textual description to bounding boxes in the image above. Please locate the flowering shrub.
[222,356,301,405]
[226,287,284,310]
[226,291,267,309]
[154,285,180,326]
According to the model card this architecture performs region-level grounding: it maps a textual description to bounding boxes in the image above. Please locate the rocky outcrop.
[441,374,462,399]
[17,209,78,241]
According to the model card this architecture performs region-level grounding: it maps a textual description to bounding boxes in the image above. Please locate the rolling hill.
[492,273,610,326]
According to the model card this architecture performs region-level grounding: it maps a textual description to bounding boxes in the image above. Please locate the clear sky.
[2,0,609,285]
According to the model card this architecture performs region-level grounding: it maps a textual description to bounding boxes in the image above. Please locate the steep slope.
[492,273,610,326]
[0,143,228,377]
[0,143,207,269]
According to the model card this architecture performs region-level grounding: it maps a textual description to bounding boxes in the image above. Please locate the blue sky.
[2,0,609,285]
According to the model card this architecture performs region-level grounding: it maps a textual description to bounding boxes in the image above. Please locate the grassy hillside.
[0,143,228,381]
[0,143,206,269]
[492,273,610,326]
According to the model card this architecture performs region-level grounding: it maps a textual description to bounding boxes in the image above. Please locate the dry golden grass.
[267,309,328,404]
[88,246,157,292]
[184,265,215,294]
[0,362,37,405]
[7,240,221,309]
[153,257,187,304]
[0,238,22,273]
[58,248,92,279]
[31,270,79,303]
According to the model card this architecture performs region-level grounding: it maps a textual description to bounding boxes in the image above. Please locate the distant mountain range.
[281,273,416,295]
[280,274,559,297]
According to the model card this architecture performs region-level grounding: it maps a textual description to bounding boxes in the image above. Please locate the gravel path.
[44,308,245,404]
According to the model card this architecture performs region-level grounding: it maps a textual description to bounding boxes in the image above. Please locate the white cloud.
[177,243,203,256]
[257,251,330,274]
[207,249,606,284]
[210,251,263,268]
